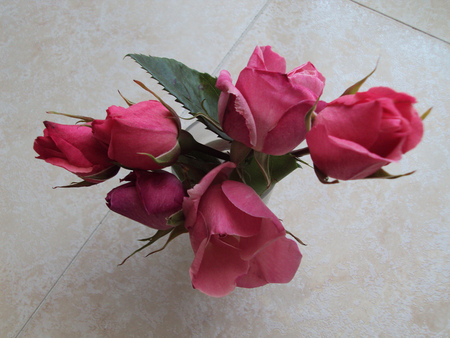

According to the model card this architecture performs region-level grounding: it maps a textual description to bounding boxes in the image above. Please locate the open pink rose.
[183,162,302,297]
[34,121,119,183]
[217,45,325,155]
[106,171,184,230]
[92,100,180,170]
[306,87,424,180]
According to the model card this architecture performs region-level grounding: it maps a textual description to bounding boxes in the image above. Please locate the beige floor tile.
[353,0,450,42]
[0,0,267,336]
[12,0,449,337]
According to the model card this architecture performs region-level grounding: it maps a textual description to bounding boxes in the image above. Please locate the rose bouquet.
[34,46,428,297]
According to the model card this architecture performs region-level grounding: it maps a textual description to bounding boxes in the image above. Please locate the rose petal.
[189,236,249,297]
[217,70,256,146]
[237,237,302,288]
[307,124,390,180]
[246,45,287,73]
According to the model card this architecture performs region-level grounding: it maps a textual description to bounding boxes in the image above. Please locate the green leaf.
[341,60,379,96]
[231,153,300,196]
[171,151,221,189]
[126,53,228,139]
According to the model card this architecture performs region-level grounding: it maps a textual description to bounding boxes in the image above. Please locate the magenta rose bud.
[217,45,325,155]
[306,87,424,180]
[106,171,184,230]
[33,121,119,183]
[183,162,302,297]
[92,100,180,170]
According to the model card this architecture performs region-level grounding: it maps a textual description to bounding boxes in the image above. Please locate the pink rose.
[183,162,302,297]
[92,100,180,170]
[217,45,325,155]
[306,87,424,180]
[106,171,184,230]
[34,121,119,183]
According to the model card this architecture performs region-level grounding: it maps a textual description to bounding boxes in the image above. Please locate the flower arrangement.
[33,46,428,297]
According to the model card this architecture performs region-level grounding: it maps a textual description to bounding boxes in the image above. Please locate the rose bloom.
[34,121,119,183]
[106,170,184,230]
[306,87,424,180]
[183,162,302,297]
[217,45,325,155]
[92,100,180,170]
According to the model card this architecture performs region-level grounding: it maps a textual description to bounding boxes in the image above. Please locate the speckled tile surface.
[1,0,449,337]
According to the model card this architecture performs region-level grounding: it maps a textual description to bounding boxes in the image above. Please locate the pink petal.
[307,124,389,180]
[237,236,302,288]
[261,100,313,155]
[401,107,423,153]
[106,182,172,230]
[235,68,316,151]
[189,236,249,297]
[198,184,262,238]
[221,180,282,224]
[287,62,326,97]
[216,70,257,147]
[315,99,383,150]
[183,162,236,230]
[246,46,286,73]
[135,171,184,216]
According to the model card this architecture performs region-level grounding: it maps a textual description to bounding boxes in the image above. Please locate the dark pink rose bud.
[33,121,119,183]
[217,46,325,155]
[306,87,424,180]
[183,162,302,297]
[106,171,184,230]
[92,100,180,170]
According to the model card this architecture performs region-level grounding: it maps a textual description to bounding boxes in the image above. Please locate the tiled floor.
[1,0,449,337]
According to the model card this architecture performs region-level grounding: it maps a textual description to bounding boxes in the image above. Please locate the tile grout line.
[211,0,272,76]
[15,210,111,338]
[349,0,450,45]
[179,0,271,121]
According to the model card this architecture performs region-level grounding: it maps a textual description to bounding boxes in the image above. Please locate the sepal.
[53,166,120,188]
[46,111,94,124]
[118,223,188,266]
[421,107,432,121]
[313,165,339,184]
[341,60,378,96]
[364,168,415,179]
[138,140,181,168]
[230,153,300,196]
[82,165,120,182]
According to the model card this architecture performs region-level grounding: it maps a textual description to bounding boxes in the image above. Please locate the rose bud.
[183,162,302,297]
[217,45,325,155]
[306,87,424,180]
[33,121,119,183]
[92,100,180,170]
[106,170,184,230]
